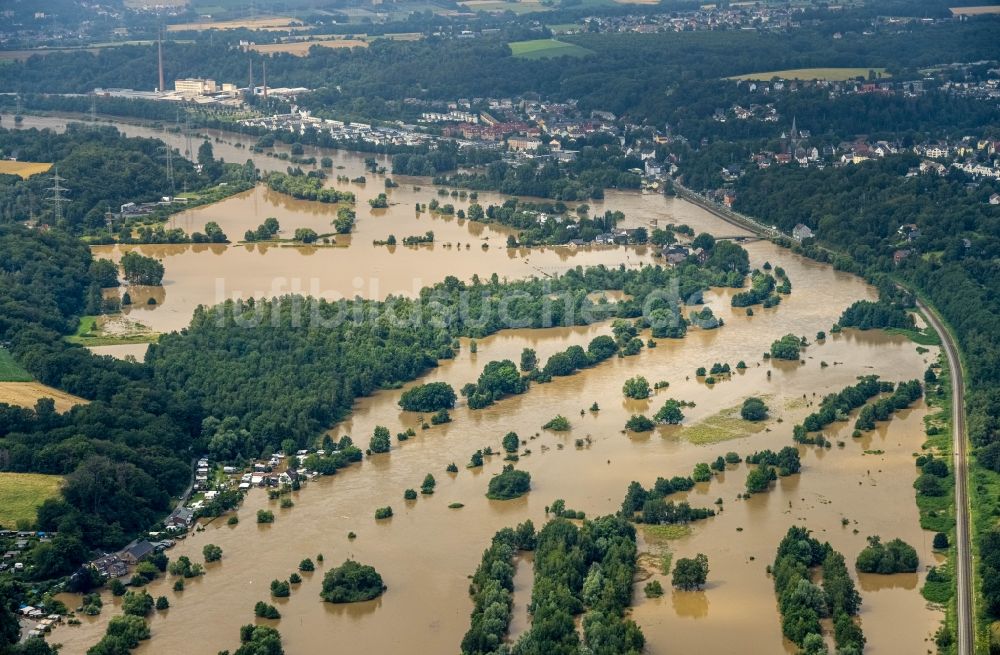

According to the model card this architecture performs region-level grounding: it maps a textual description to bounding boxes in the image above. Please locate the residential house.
[507,137,542,152]
[893,249,912,265]
[990,193,1000,205]
[166,507,195,531]
[925,145,949,159]
[121,540,155,565]
[898,223,920,242]
[662,244,689,265]
[792,224,814,241]
[90,553,128,578]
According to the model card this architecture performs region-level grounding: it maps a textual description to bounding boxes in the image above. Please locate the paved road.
[675,185,975,653]
[918,299,973,655]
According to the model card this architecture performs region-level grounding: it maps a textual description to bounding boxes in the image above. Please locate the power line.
[161,144,176,198]
[184,115,193,160]
[48,167,69,225]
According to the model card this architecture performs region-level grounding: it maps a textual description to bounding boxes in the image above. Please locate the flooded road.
[10,113,942,654]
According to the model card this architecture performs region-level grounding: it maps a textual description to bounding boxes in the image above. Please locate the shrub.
[672,554,709,590]
[369,425,391,454]
[653,399,684,424]
[121,591,154,617]
[374,506,393,519]
[487,465,531,500]
[855,536,919,574]
[770,334,801,360]
[254,601,281,619]
[398,381,457,412]
[741,397,769,421]
[320,560,386,603]
[644,580,664,598]
[625,415,655,432]
[203,544,223,562]
[543,415,571,431]
[623,376,652,400]
[692,463,712,482]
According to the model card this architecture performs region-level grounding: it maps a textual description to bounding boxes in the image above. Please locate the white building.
[175,78,218,97]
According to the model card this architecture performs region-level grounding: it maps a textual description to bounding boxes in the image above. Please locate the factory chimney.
[262,60,267,100]
[158,29,165,93]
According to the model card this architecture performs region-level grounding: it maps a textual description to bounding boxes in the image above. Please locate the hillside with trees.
[0,125,254,235]
[0,224,196,564]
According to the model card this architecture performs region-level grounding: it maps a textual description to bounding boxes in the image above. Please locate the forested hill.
[0,224,199,563]
[727,155,1000,391]
[0,125,249,234]
[731,155,1000,266]
[2,17,998,125]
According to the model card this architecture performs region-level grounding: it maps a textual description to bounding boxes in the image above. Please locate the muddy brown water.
[9,115,942,654]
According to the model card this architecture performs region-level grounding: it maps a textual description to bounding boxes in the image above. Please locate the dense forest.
[771,526,864,653]
[508,516,642,655]
[0,225,199,564]
[149,255,744,447]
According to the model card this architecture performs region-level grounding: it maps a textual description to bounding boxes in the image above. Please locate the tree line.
[771,526,864,654]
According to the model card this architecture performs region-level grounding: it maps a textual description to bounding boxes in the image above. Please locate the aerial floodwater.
[9,114,940,655]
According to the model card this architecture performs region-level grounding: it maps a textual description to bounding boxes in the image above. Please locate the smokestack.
[248,57,253,97]
[158,29,165,93]
[262,60,267,100]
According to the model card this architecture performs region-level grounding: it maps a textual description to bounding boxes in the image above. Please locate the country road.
[676,184,975,654]
[918,299,974,655]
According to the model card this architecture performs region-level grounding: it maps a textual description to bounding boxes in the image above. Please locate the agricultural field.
[0,161,52,179]
[729,67,889,81]
[949,4,1000,13]
[461,0,547,14]
[374,32,424,41]
[250,39,369,55]
[509,38,595,59]
[166,16,308,32]
[0,382,86,412]
[125,0,187,7]
[0,473,63,530]
[546,23,585,34]
[0,348,32,382]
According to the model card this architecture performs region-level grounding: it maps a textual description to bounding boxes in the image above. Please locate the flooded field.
[8,114,943,655]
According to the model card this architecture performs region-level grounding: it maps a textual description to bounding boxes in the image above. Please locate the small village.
[0,447,344,643]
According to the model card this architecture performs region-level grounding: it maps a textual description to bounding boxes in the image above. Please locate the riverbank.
[679,173,970,654]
